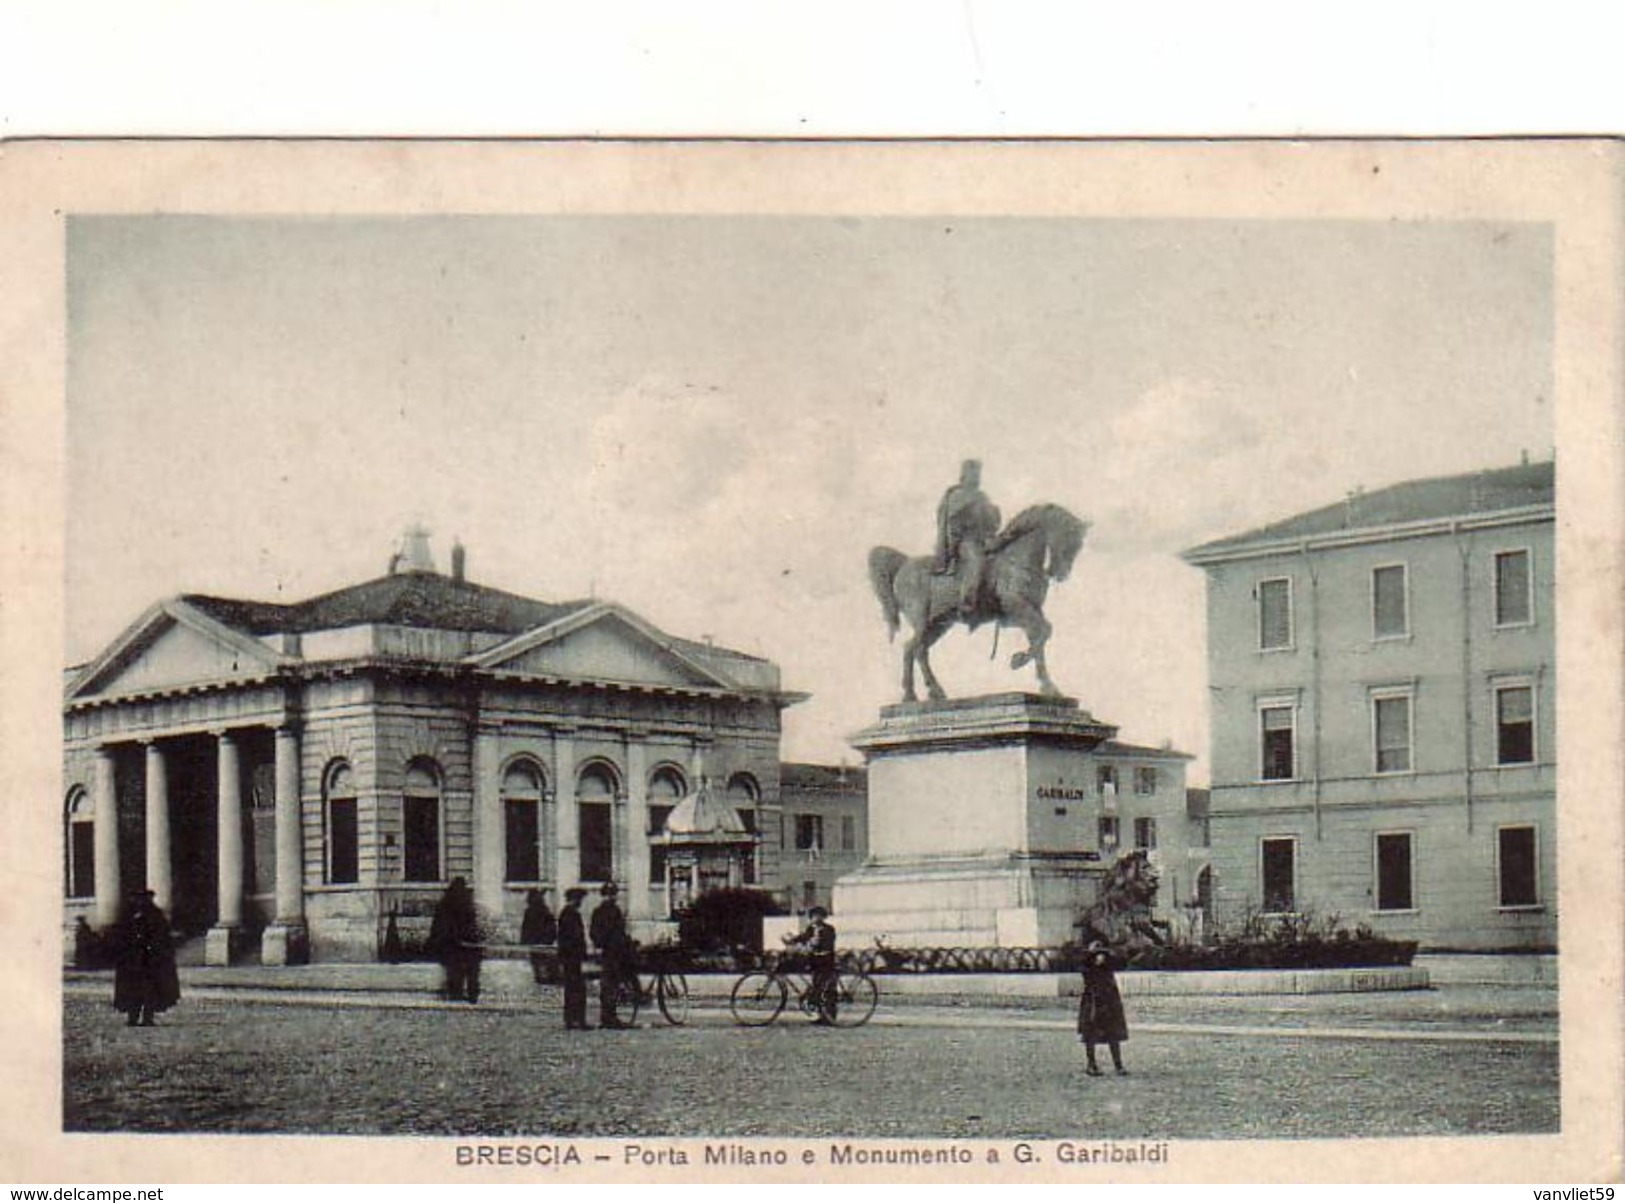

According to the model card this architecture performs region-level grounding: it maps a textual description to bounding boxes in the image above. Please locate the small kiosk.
[652,778,758,917]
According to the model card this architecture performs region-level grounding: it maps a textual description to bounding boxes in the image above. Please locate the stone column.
[552,729,578,889]
[624,735,650,920]
[207,730,243,965]
[262,724,308,965]
[143,742,172,913]
[92,746,121,929]
[472,723,505,921]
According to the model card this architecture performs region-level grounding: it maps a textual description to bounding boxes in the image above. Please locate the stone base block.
[205,925,243,967]
[260,922,310,966]
[832,855,1104,949]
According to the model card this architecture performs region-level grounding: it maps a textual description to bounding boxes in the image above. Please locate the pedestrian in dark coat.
[429,877,483,1004]
[112,890,179,1027]
[520,889,558,985]
[589,882,635,1029]
[1077,939,1129,1076]
[557,887,590,1030]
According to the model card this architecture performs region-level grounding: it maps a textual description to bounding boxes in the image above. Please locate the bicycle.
[728,952,878,1028]
[607,958,692,1027]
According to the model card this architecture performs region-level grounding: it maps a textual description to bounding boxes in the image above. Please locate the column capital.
[211,727,238,744]
[275,721,304,739]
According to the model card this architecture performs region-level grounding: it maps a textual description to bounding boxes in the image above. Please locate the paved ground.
[63,985,1559,1140]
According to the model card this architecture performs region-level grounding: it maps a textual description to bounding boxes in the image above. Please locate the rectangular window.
[1097,765,1118,793]
[1261,837,1296,912]
[1374,832,1415,911]
[1496,685,1535,765]
[1133,766,1158,796]
[402,795,440,882]
[1260,705,1295,781]
[69,822,95,898]
[1372,564,1408,638]
[1497,825,1539,907]
[503,799,541,883]
[578,802,613,882]
[647,804,674,885]
[1494,550,1532,626]
[1373,693,1413,774]
[1133,817,1157,850]
[1258,578,1293,650]
[795,814,824,852]
[840,814,857,852]
[328,798,358,885]
[1097,815,1120,851]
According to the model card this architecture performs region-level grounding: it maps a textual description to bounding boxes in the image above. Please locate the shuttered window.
[1258,578,1293,650]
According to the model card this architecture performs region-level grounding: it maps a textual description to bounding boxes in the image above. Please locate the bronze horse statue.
[868,503,1090,702]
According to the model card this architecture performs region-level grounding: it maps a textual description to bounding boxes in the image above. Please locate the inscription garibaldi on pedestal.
[869,459,1091,703]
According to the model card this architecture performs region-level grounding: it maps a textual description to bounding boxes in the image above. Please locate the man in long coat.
[429,877,483,1004]
[589,882,635,1029]
[112,890,179,1027]
[557,887,591,1031]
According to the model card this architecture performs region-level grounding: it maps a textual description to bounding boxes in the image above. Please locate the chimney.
[398,524,436,574]
[451,538,466,583]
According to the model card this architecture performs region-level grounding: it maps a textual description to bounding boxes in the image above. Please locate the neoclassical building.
[63,534,802,963]
[1183,460,1556,950]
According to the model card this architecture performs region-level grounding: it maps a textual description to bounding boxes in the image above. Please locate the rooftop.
[183,572,589,636]
[1184,460,1554,561]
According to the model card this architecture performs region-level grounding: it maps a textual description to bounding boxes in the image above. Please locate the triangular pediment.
[470,603,737,692]
[67,599,286,701]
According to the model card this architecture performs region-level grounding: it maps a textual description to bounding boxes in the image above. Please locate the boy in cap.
[557,887,590,1030]
[786,905,839,1024]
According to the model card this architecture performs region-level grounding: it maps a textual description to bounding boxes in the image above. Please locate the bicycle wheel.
[612,974,643,1027]
[830,971,878,1028]
[656,972,691,1026]
[728,971,787,1026]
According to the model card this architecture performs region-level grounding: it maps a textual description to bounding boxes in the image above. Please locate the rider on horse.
[933,459,1003,622]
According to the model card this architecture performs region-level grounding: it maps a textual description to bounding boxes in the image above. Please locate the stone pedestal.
[205,924,241,967]
[260,922,309,966]
[833,693,1118,949]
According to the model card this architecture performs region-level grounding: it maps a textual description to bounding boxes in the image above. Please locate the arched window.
[727,773,761,885]
[324,762,359,885]
[64,788,94,899]
[503,760,547,883]
[577,763,617,884]
[403,759,443,883]
[646,766,687,885]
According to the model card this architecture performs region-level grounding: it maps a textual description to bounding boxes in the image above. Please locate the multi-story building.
[62,531,802,962]
[1182,460,1555,950]
[776,762,868,914]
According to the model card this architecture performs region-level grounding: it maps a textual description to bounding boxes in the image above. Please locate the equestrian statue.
[868,459,1091,702]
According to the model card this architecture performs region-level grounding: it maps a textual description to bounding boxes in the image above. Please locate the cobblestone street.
[63,987,1559,1140]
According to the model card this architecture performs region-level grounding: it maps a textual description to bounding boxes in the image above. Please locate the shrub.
[676,887,787,955]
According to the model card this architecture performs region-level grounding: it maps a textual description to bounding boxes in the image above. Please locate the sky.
[66,215,1554,781]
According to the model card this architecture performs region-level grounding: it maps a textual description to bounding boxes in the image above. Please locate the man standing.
[557,887,590,1031]
[520,888,558,985]
[933,459,1002,621]
[429,877,483,1004]
[589,882,635,1030]
[112,889,179,1027]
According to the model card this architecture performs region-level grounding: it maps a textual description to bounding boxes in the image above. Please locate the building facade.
[1183,461,1556,950]
[62,539,802,963]
[777,762,868,915]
